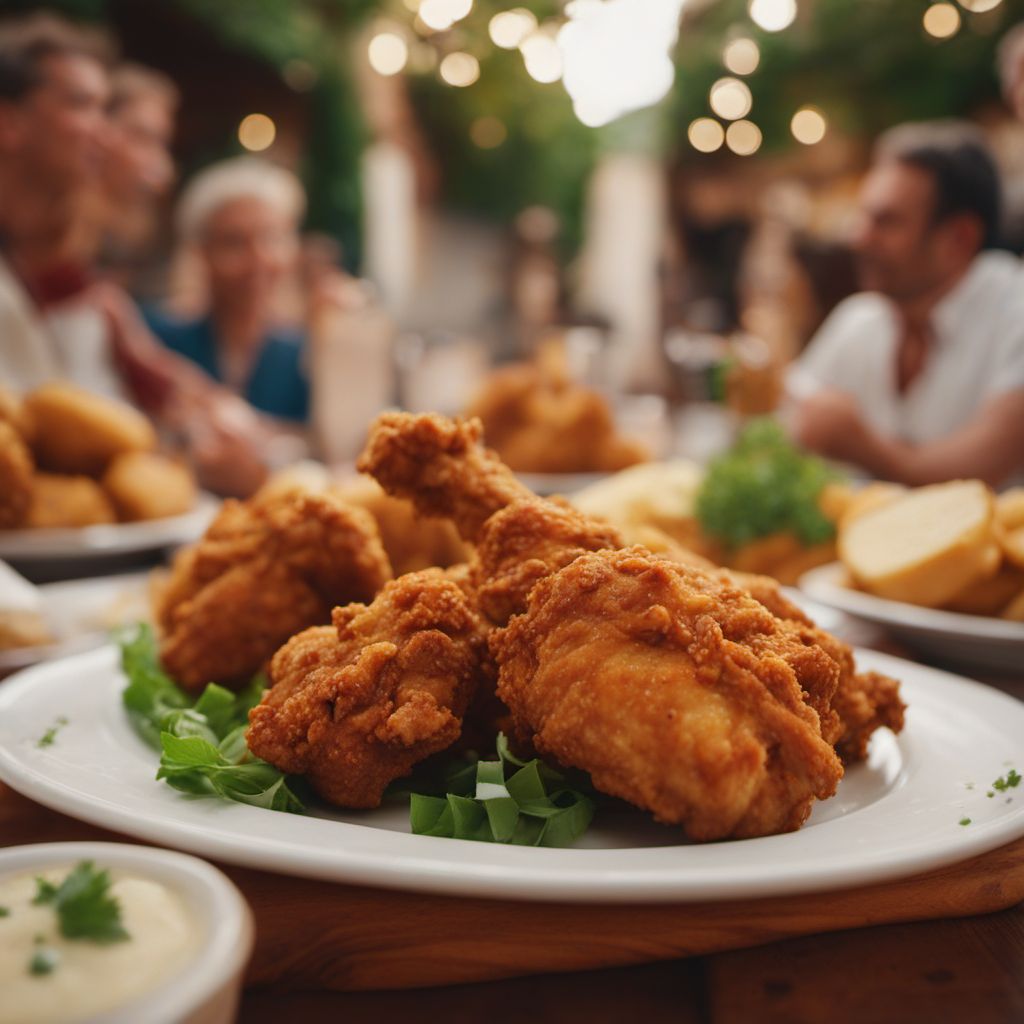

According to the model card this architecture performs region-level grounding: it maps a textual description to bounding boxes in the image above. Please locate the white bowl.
[0,842,253,1024]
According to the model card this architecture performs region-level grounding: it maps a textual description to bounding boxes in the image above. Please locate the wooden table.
[3,631,1022,1023]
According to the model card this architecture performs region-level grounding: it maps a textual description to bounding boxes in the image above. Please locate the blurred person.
[790,122,1024,487]
[0,17,270,496]
[147,158,311,423]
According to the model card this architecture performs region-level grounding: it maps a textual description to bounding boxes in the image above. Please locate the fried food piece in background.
[994,488,1024,571]
[466,356,648,474]
[0,422,34,529]
[248,570,488,807]
[332,475,467,576]
[102,452,198,522]
[157,493,392,689]
[0,561,52,649]
[491,548,844,841]
[838,480,1000,607]
[0,385,35,442]
[25,472,116,528]
[943,562,1024,617]
[25,382,156,476]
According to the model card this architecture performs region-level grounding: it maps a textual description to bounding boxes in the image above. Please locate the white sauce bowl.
[0,842,253,1024]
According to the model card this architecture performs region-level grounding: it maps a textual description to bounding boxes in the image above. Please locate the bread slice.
[838,480,1000,607]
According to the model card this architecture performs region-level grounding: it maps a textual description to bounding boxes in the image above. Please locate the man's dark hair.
[877,121,1002,250]
[0,15,108,103]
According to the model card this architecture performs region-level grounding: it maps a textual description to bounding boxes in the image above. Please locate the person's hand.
[791,389,872,462]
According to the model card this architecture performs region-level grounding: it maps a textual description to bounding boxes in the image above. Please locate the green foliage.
[695,418,839,549]
[118,625,305,814]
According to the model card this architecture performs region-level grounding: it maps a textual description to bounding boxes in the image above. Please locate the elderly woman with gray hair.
[146,157,312,422]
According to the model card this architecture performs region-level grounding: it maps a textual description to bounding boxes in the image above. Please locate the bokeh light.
[238,113,276,152]
[489,9,537,49]
[790,106,827,144]
[520,31,563,83]
[688,117,725,153]
[419,0,473,32]
[710,77,753,121]
[368,33,409,76]
[726,119,762,155]
[439,51,480,87]
[471,116,508,148]
[749,0,798,33]
[957,0,1002,11]
[923,3,961,37]
[723,37,760,75]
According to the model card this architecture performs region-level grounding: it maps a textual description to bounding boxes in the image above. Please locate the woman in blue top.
[146,157,311,423]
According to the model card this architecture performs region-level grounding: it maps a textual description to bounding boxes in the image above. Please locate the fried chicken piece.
[157,493,392,689]
[25,472,116,528]
[466,355,648,474]
[358,413,622,623]
[247,570,488,807]
[0,421,33,529]
[491,548,844,840]
[734,572,905,761]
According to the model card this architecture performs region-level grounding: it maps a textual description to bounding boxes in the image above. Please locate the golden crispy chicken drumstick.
[247,570,488,807]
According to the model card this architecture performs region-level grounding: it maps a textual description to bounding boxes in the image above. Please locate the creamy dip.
[0,864,201,1024]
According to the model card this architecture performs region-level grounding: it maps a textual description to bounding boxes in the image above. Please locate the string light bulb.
[957,0,1002,11]
[439,51,480,86]
[748,0,797,33]
[489,9,537,49]
[710,77,753,120]
[238,113,275,151]
[368,33,408,76]
[923,3,961,37]
[723,37,760,75]
[520,31,562,83]
[726,119,762,155]
[791,106,827,145]
[688,118,725,153]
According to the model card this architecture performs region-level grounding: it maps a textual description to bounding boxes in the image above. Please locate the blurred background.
[1,0,1022,475]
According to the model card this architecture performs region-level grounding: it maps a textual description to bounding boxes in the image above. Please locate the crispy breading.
[247,570,488,807]
[158,492,392,689]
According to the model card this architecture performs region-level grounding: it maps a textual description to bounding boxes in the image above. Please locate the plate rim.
[1,645,1022,904]
[0,493,219,560]
[799,562,1024,642]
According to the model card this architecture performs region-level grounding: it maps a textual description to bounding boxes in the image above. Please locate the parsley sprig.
[33,862,129,944]
[118,625,305,813]
[696,418,840,549]
[409,735,595,846]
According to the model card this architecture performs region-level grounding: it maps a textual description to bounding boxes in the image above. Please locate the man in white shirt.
[790,122,1024,487]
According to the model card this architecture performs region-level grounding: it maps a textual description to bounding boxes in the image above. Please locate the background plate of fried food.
[0,382,215,568]
[0,571,152,677]
[0,642,1022,903]
[800,481,1024,671]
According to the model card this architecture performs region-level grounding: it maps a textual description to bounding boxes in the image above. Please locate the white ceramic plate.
[0,495,219,563]
[800,562,1024,673]
[0,646,1022,905]
[0,572,151,676]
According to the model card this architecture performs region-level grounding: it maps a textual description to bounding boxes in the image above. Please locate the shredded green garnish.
[408,734,594,847]
[992,769,1020,793]
[117,625,304,813]
[28,948,60,976]
[36,717,69,749]
[958,817,971,826]
[119,625,595,846]
[0,906,9,917]
[695,418,840,549]
[33,862,128,944]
